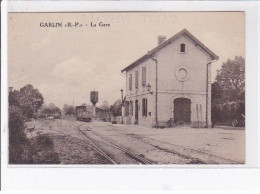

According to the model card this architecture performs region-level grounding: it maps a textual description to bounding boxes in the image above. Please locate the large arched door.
[174,98,191,124]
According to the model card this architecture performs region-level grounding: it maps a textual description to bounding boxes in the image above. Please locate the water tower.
[90,91,98,117]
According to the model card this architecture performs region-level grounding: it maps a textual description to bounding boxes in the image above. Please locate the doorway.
[135,100,138,124]
[174,98,191,124]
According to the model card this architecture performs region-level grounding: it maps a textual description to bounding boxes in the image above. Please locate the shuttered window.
[129,74,132,90]
[130,101,133,116]
[142,67,146,86]
[135,71,138,89]
[142,98,148,117]
[145,99,147,117]
[125,101,129,116]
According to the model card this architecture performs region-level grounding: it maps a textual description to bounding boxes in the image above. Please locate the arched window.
[180,43,186,53]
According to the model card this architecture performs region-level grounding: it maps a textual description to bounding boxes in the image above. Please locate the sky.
[8,12,245,108]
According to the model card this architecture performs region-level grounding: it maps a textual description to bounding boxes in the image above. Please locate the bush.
[9,106,32,164]
[9,106,60,164]
[34,135,54,150]
[31,134,60,164]
[212,101,245,126]
[21,104,34,119]
[33,152,60,164]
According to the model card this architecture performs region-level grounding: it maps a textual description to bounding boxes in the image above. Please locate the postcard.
[1,0,259,191]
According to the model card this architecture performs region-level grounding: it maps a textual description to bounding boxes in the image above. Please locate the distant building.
[95,107,110,121]
[44,108,61,118]
[75,105,109,121]
[51,109,61,118]
[121,29,219,128]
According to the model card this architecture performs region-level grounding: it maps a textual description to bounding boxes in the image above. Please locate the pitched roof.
[121,28,219,72]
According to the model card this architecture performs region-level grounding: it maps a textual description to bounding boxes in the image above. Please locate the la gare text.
[40,22,111,28]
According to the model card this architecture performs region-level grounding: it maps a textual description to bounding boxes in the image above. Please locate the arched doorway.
[174,98,191,124]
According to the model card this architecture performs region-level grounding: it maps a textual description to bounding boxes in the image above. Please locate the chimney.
[158,35,166,45]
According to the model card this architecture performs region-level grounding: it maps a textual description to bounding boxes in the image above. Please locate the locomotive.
[75,105,91,122]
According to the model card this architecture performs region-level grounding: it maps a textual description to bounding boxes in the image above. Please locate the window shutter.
[142,67,146,86]
[129,74,132,90]
[135,71,138,89]
[142,98,145,116]
[145,99,148,117]
[130,101,133,116]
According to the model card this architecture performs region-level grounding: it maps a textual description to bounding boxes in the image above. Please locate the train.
[75,106,92,122]
[75,105,110,122]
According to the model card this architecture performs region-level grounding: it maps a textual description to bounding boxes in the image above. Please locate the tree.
[36,103,60,118]
[9,105,32,163]
[9,84,44,119]
[67,105,74,116]
[9,87,20,107]
[212,56,245,125]
[110,99,122,117]
[63,104,74,116]
[8,85,61,164]
[49,103,56,110]
[18,84,44,118]
[63,104,69,113]
[100,100,110,111]
[214,56,245,103]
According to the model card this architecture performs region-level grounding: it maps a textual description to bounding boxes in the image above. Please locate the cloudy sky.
[8,12,244,108]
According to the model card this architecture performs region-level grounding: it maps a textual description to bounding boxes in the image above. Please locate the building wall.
[125,57,156,127]
[157,92,207,127]
[96,108,109,120]
[156,35,211,92]
[126,93,155,127]
[125,58,156,97]
[124,34,213,127]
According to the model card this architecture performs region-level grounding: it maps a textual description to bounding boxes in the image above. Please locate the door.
[174,98,191,124]
[135,100,138,124]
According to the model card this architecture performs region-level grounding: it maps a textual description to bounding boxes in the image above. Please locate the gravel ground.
[25,119,112,164]
[94,122,245,163]
[25,118,245,164]
[82,122,196,164]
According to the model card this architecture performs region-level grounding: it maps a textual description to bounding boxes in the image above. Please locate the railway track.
[73,120,242,164]
[75,121,155,164]
[73,122,117,164]
[51,121,117,164]
[78,130,117,164]
[105,124,244,164]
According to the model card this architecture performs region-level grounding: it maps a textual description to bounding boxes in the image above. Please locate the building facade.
[121,29,219,128]
[75,105,110,121]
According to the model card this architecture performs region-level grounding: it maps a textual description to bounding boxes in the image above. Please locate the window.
[142,67,146,86]
[135,71,139,89]
[180,43,186,53]
[142,98,148,117]
[129,74,132,90]
[125,101,129,116]
[130,101,133,116]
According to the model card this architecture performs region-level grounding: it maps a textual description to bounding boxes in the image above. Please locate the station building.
[121,29,219,128]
